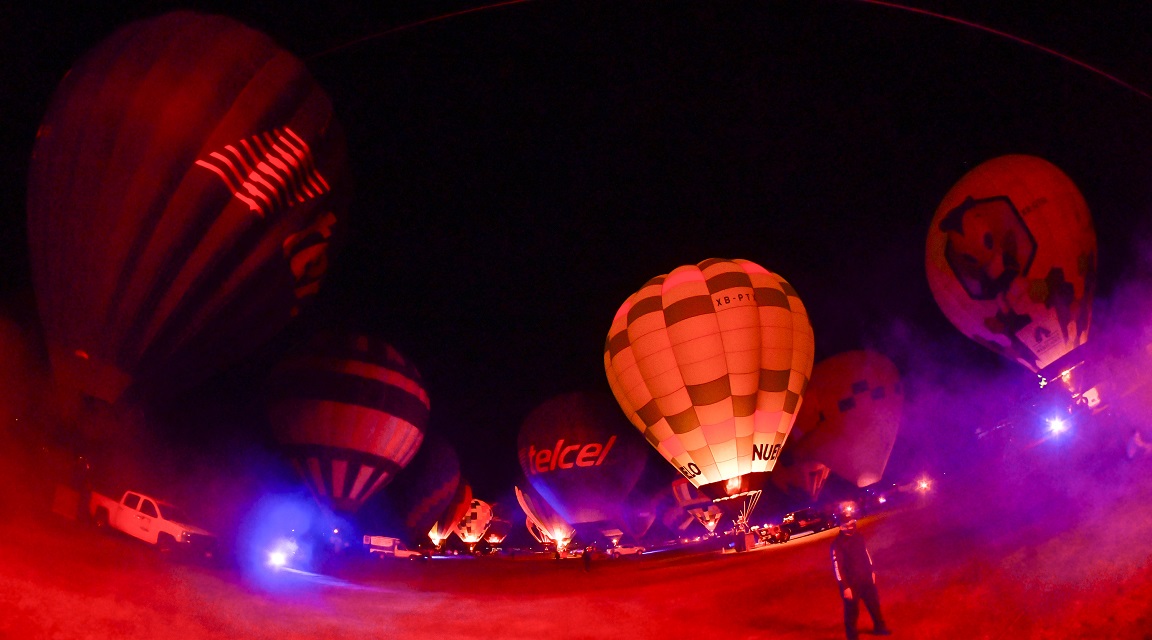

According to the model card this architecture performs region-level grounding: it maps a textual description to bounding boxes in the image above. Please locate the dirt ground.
[2,454,1151,640]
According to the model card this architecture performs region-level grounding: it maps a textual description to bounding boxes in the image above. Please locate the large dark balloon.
[27,11,348,404]
[516,392,649,530]
[380,432,460,546]
[266,334,429,514]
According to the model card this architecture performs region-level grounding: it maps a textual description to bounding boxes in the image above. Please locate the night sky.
[3,2,1151,504]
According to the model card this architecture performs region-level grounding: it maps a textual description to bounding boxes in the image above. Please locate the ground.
[2,457,1151,639]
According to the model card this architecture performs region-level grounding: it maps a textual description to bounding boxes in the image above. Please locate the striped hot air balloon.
[604,258,815,529]
[266,333,429,514]
[27,11,348,405]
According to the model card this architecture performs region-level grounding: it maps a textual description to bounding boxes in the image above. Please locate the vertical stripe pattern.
[604,258,815,491]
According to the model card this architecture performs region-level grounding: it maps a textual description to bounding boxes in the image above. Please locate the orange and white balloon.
[604,258,815,502]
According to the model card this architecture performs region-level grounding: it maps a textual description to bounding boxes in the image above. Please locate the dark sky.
[3,2,1152,503]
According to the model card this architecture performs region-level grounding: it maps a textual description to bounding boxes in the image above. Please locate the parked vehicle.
[89,490,217,558]
[609,543,645,558]
[363,535,429,559]
[756,523,791,544]
[780,507,835,536]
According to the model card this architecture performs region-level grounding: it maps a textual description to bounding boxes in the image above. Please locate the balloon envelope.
[430,481,473,546]
[671,478,724,533]
[452,499,493,545]
[515,484,575,548]
[516,392,650,528]
[604,258,815,502]
[787,350,903,487]
[27,11,348,404]
[266,334,429,514]
[926,155,1096,376]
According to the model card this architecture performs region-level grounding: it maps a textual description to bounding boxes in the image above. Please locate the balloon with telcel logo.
[926,155,1096,382]
[516,392,650,531]
[27,11,348,405]
[604,258,814,526]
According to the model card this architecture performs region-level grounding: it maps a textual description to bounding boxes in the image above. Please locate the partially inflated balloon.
[430,481,472,547]
[927,155,1096,376]
[516,392,650,529]
[515,484,575,549]
[27,12,348,404]
[604,258,815,506]
[266,334,429,513]
[453,499,493,545]
[788,350,902,487]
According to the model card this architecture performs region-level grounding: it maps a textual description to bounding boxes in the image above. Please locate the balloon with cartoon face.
[927,155,1096,376]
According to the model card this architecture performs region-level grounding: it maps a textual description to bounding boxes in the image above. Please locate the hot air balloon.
[266,334,429,514]
[516,392,651,534]
[379,432,461,546]
[767,374,832,501]
[515,484,576,552]
[26,11,348,407]
[604,258,815,530]
[484,517,513,546]
[453,499,494,550]
[770,458,832,503]
[787,350,903,488]
[926,155,1096,388]
[671,478,725,533]
[430,480,473,549]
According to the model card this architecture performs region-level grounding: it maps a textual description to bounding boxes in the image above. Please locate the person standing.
[830,503,891,639]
